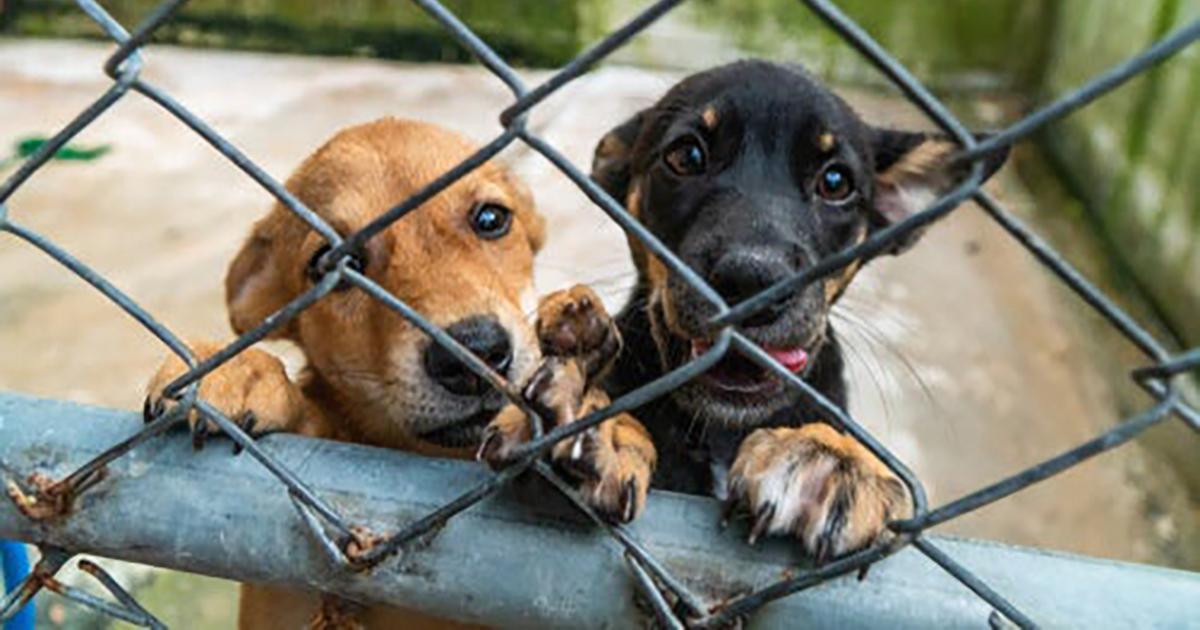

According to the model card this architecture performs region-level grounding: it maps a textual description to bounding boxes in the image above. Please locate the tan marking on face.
[625,181,680,331]
[824,226,867,304]
[825,259,862,304]
[625,181,642,220]
[702,106,719,130]
[817,132,836,153]
[624,180,651,275]
[622,179,684,354]
[644,254,669,298]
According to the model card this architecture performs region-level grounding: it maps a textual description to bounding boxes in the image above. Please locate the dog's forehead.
[339,164,521,236]
[732,83,854,134]
[662,61,866,148]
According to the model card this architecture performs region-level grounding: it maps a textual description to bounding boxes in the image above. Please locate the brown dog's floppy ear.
[225,215,297,338]
[591,110,648,205]
[870,128,1009,254]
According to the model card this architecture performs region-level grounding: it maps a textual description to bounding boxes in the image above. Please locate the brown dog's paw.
[477,357,586,467]
[479,392,656,523]
[477,403,533,467]
[536,284,621,379]
[482,284,655,522]
[144,341,306,450]
[551,404,655,524]
[727,424,908,563]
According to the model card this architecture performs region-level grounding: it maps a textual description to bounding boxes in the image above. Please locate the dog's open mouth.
[690,338,809,398]
[419,409,496,448]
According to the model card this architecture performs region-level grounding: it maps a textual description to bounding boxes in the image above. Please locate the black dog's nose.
[709,251,790,327]
[424,315,513,396]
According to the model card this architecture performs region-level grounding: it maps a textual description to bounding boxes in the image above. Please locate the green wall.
[689,0,1051,91]
[1,0,587,67]
[1039,0,1200,348]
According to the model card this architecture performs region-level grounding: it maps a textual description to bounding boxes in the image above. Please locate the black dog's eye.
[470,202,513,240]
[663,137,707,176]
[816,163,855,202]
[307,243,365,291]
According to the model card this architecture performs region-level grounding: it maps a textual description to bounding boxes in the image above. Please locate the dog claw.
[476,429,502,466]
[142,397,164,423]
[748,503,775,546]
[620,477,637,523]
[558,431,600,481]
[720,496,739,528]
[191,419,209,451]
[857,564,871,581]
[814,534,831,567]
[523,363,555,401]
[232,411,257,455]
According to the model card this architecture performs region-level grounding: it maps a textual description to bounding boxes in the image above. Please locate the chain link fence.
[2,0,1199,627]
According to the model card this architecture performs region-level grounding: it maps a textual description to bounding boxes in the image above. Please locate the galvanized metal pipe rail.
[2,393,1197,628]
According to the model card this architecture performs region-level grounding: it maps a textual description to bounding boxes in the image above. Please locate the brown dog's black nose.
[709,251,790,327]
[424,316,513,396]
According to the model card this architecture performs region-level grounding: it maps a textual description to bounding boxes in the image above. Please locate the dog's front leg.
[726,423,909,563]
[479,285,657,523]
[144,340,325,449]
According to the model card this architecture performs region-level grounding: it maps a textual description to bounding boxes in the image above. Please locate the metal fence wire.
[2,0,1200,628]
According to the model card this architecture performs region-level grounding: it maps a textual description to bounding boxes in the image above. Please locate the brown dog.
[144,118,655,628]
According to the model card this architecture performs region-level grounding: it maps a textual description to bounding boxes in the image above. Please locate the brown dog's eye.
[307,243,365,290]
[663,137,707,176]
[470,202,512,240]
[816,163,855,202]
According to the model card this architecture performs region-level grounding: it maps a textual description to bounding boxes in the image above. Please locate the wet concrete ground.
[1,41,1195,626]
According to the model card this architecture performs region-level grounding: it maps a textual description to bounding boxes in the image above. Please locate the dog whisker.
[832,305,940,418]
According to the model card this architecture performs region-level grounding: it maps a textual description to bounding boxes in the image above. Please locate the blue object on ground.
[1,540,35,630]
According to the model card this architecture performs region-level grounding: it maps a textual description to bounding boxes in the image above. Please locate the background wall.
[1039,0,1200,350]
[9,0,1193,349]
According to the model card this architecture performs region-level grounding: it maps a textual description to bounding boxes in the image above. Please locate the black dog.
[591,60,1007,560]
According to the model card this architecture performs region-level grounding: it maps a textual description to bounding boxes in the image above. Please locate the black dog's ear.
[591,110,648,205]
[870,128,1009,254]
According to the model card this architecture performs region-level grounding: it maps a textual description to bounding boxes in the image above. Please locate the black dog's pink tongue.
[766,346,808,373]
[690,339,808,373]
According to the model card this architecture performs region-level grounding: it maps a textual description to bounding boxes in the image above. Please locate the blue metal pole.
[1,540,34,630]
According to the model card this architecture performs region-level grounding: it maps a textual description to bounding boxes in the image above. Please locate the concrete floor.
[1,40,1195,626]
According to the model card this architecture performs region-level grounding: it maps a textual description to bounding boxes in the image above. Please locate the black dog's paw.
[536,284,622,379]
[726,424,908,562]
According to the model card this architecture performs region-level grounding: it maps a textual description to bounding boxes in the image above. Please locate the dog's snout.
[709,251,790,326]
[424,316,513,396]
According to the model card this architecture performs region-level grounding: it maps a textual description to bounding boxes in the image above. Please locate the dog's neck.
[298,367,365,442]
